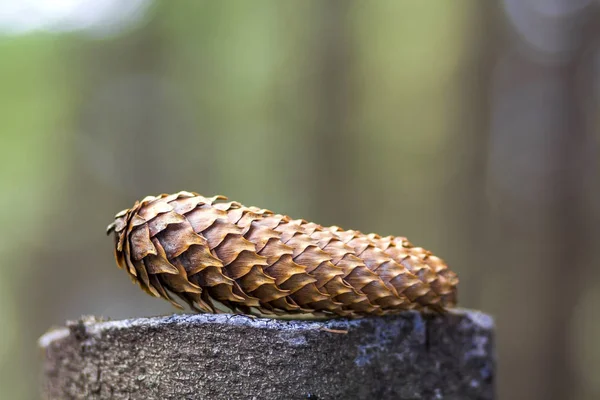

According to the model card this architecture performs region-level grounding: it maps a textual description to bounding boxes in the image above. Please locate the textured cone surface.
[107,192,458,318]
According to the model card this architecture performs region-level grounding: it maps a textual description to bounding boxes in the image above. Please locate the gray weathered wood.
[39,309,494,399]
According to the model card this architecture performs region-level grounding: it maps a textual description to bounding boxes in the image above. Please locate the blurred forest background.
[0,1,599,399]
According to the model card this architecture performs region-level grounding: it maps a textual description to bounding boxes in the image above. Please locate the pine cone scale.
[107,192,458,318]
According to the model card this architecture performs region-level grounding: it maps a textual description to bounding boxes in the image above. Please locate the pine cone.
[107,191,458,318]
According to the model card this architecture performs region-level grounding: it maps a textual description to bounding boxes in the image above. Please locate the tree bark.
[40,310,495,400]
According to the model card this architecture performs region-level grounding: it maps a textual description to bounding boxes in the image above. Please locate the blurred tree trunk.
[487,4,600,399]
[445,2,499,308]
[308,0,356,225]
[545,12,600,398]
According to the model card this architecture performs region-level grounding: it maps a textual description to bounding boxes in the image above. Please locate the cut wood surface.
[40,309,495,400]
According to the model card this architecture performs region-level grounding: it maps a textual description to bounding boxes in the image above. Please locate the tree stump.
[39,309,495,399]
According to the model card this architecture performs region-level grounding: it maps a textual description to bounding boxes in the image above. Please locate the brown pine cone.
[107,191,458,318]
